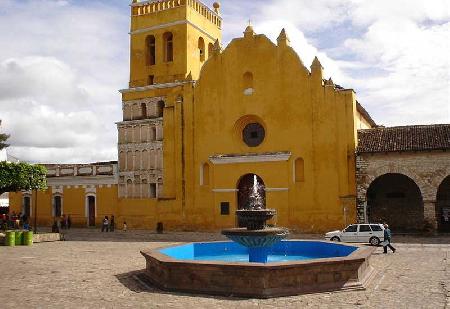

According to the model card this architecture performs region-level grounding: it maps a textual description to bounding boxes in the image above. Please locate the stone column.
[355,156,369,224]
[423,200,437,230]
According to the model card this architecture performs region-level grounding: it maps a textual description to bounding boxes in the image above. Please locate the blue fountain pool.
[159,240,357,263]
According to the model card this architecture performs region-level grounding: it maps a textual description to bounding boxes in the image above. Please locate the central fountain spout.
[222,175,289,263]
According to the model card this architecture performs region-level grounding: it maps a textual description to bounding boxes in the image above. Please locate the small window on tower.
[198,37,205,62]
[148,75,154,85]
[141,103,147,119]
[146,35,156,66]
[163,32,173,62]
[157,100,164,117]
[149,183,157,198]
[243,72,254,95]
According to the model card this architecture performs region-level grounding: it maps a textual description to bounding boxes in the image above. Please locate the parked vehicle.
[325,223,385,246]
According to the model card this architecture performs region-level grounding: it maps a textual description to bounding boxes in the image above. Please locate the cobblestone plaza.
[1,229,449,308]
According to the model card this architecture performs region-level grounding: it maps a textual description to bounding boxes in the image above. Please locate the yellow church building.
[9,0,377,232]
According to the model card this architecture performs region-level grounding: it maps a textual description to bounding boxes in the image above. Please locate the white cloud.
[253,0,450,125]
[349,0,450,26]
[0,0,128,163]
[259,0,351,32]
[345,20,450,124]
[0,57,88,106]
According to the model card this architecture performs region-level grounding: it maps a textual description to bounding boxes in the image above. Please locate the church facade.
[9,0,449,233]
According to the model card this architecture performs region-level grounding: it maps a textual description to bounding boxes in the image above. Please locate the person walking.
[67,215,72,229]
[101,216,109,232]
[110,215,115,232]
[383,223,396,253]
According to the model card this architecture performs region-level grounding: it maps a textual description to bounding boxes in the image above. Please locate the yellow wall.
[184,32,357,232]
[9,185,119,228]
[356,111,374,129]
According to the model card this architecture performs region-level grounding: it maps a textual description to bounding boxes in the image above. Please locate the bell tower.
[128,0,222,87]
[117,0,222,200]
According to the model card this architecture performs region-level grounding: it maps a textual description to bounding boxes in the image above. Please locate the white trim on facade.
[46,176,116,187]
[118,142,163,152]
[130,0,222,21]
[51,185,63,195]
[209,152,291,165]
[265,188,289,192]
[119,80,194,94]
[212,189,239,193]
[116,119,163,127]
[85,186,97,194]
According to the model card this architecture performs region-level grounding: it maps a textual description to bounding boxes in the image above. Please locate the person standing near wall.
[383,224,396,253]
[67,215,71,229]
[110,215,115,232]
[101,216,109,232]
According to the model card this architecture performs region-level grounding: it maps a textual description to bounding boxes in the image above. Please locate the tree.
[0,162,47,195]
[0,120,9,150]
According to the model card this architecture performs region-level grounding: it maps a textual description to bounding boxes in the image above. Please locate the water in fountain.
[221,174,289,263]
[247,174,263,210]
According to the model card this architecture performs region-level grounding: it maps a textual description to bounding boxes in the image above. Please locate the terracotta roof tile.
[357,124,450,153]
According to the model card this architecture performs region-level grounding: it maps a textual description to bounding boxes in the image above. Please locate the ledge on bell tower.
[130,0,222,29]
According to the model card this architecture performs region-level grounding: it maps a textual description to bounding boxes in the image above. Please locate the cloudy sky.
[0,0,448,163]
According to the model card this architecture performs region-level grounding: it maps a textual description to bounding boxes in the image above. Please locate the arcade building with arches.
[8,0,450,233]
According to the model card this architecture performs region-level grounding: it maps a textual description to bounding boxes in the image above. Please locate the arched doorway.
[367,173,423,232]
[87,195,96,227]
[436,176,450,233]
[53,195,62,217]
[237,174,266,210]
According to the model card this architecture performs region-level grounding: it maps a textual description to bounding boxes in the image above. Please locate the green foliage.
[0,132,8,150]
[0,162,47,195]
[0,120,9,150]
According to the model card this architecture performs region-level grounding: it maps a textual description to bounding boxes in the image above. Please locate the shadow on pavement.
[115,269,246,301]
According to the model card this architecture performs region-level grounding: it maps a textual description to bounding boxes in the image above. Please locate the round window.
[243,123,265,147]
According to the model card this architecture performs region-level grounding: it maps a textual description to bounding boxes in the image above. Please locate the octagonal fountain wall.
[140,240,375,298]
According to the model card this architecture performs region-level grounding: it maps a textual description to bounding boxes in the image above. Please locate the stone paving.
[0,228,449,308]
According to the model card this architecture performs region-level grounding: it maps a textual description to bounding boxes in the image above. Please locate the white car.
[325,223,385,246]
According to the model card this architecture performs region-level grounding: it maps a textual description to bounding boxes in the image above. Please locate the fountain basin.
[140,240,376,298]
[222,227,289,262]
[236,209,276,230]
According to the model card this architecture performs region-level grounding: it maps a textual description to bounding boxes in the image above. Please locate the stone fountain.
[221,175,289,262]
[140,174,376,296]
